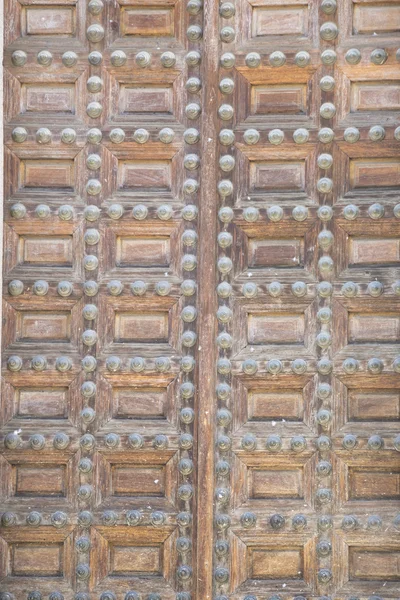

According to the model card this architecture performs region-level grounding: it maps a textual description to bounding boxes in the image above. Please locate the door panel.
[1,1,400,599]
[2,0,201,598]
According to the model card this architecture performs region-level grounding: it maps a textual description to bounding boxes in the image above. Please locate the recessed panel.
[15,465,65,496]
[121,7,174,36]
[17,388,68,418]
[111,465,165,496]
[116,236,170,267]
[351,82,400,111]
[251,548,303,579]
[249,390,304,421]
[111,545,161,575]
[250,161,305,192]
[119,85,173,114]
[21,160,74,189]
[349,469,400,500]
[11,544,63,576]
[118,160,171,190]
[22,84,75,113]
[114,312,168,343]
[19,311,71,341]
[248,313,305,344]
[19,236,73,266]
[350,159,400,189]
[251,84,307,115]
[349,548,400,580]
[349,238,400,265]
[251,469,303,499]
[25,7,75,35]
[249,239,304,267]
[113,388,167,419]
[349,390,400,421]
[251,6,308,36]
[348,314,400,343]
[353,3,400,34]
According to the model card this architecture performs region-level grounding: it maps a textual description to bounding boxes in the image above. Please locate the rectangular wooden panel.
[348,314,400,343]
[249,238,304,267]
[348,390,400,421]
[118,160,171,190]
[17,388,68,418]
[250,161,305,191]
[116,236,170,267]
[11,544,63,576]
[15,465,65,496]
[113,388,167,419]
[248,313,305,344]
[248,390,303,420]
[19,236,73,266]
[251,84,307,115]
[114,312,168,343]
[119,85,173,114]
[350,159,400,188]
[251,469,303,498]
[111,545,161,575]
[349,548,400,579]
[25,7,75,35]
[251,548,303,579]
[18,312,71,341]
[251,6,308,36]
[22,84,75,113]
[351,82,400,111]
[111,465,165,496]
[349,469,400,499]
[349,238,400,265]
[121,7,174,36]
[20,160,74,189]
[353,3,400,34]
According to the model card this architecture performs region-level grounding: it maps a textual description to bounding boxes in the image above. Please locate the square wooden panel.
[352,1,400,36]
[250,467,304,499]
[349,158,400,191]
[96,451,178,509]
[248,238,305,268]
[20,159,75,190]
[0,529,74,591]
[114,311,169,343]
[248,312,305,345]
[22,5,76,36]
[250,546,304,579]
[91,527,178,592]
[334,535,400,596]
[18,235,73,267]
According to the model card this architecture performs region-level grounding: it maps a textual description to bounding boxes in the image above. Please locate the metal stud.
[88,51,102,65]
[27,512,42,526]
[369,125,385,141]
[243,128,260,144]
[8,279,24,296]
[55,356,72,372]
[187,24,203,41]
[12,50,27,66]
[243,206,259,222]
[319,75,335,91]
[186,50,201,66]
[321,49,337,64]
[320,22,338,40]
[269,51,286,67]
[293,128,309,144]
[268,281,282,297]
[321,0,336,13]
[87,76,103,93]
[87,24,104,42]
[370,48,388,65]
[345,48,361,64]
[270,514,285,529]
[295,51,310,67]
[220,52,235,68]
[135,51,151,68]
[31,355,47,371]
[37,50,52,65]
[220,25,234,42]
[87,128,102,144]
[128,433,144,449]
[245,52,261,68]
[161,51,176,67]
[132,204,148,220]
[88,0,103,14]
[241,433,257,451]
[267,205,283,222]
[4,432,21,449]
[367,357,384,374]
[51,511,68,528]
[36,127,52,144]
[12,126,27,142]
[318,127,334,143]
[111,50,126,66]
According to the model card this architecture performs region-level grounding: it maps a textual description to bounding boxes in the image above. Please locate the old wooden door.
[1,0,400,599]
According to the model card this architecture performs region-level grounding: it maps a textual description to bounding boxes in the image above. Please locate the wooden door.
[1,1,399,599]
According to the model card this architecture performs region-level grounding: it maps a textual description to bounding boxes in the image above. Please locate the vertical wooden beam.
[196,0,219,597]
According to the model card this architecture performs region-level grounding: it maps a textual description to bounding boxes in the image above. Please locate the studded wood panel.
[2,0,203,599]
[210,0,400,599]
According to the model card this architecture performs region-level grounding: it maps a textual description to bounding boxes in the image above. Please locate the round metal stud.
[318,153,333,169]
[12,126,27,143]
[37,50,52,65]
[87,75,103,93]
[160,51,176,67]
[241,433,257,451]
[87,24,104,42]
[10,203,26,219]
[88,0,103,14]
[187,24,203,41]
[319,75,335,91]
[295,51,310,67]
[4,432,21,449]
[128,433,143,449]
[367,281,383,297]
[267,205,283,222]
[84,280,99,297]
[220,1,235,17]
[243,128,260,145]
[153,434,168,450]
[370,48,388,65]
[133,128,149,144]
[321,49,337,64]
[8,279,24,296]
[111,50,126,66]
[368,434,383,450]
[343,357,359,374]
[135,51,151,68]
[157,204,174,220]
[293,128,309,144]
[51,511,67,528]
[343,433,358,450]
[368,357,384,374]
[55,356,72,372]
[1,512,16,527]
[88,51,102,65]
[345,48,361,64]
[31,355,47,371]
[292,281,307,297]
[317,177,333,193]
[36,127,52,144]
[291,435,307,452]
[245,52,261,68]
[266,435,282,452]
[320,102,336,119]
[220,155,235,172]
[269,51,286,67]
[320,21,338,40]
[126,509,141,526]
[220,25,235,42]
[87,128,102,144]
[267,281,282,297]
[33,280,49,296]
[369,125,385,141]
[270,514,285,529]
[220,52,235,68]
[318,230,334,250]
[26,512,42,527]
[243,206,259,222]
[30,433,45,450]
[86,102,102,118]
[345,126,360,143]
[321,0,336,13]
[132,204,148,220]
[12,50,27,66]
[151,511,166,526]
[292,514,307,530]
[268,128,284,145]
[53,432,70,450]
[367,515,382,530]
[186,50,201,66]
